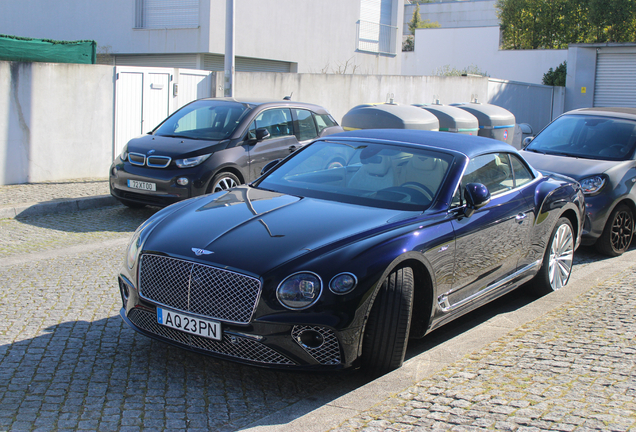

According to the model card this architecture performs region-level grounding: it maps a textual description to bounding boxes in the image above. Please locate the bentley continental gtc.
[118,129,585,375]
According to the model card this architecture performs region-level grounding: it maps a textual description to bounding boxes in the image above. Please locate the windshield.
[256,140,453,210]
[527,114,636,161]
[153,100,251,141]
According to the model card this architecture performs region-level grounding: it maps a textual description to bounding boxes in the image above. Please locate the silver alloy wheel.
[548,223,574,290]
[213,176,237,193]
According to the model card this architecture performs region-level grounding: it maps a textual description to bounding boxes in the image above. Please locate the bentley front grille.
[139,254,261,324]
[128,308,294,365]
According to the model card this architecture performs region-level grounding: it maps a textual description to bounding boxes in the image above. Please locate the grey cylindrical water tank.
[342,103,440,131]
[451,102,516,145]
[414,103,479,135]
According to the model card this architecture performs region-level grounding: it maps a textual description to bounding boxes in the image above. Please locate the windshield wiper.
[156,134,196,140]
[525,148,546,154]
[545,151,582,158]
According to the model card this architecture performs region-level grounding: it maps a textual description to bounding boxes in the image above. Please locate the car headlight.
[175,154,212,168]
[329,273,357,294]
[580,175,606,195]
[120,145,128,162]
[276,272,322,310]
[125,218,155,269]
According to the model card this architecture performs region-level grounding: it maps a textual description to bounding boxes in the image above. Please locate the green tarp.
[0,35,96,64]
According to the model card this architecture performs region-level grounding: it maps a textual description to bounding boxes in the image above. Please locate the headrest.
[410,156,438,171]
[364,155,391,176]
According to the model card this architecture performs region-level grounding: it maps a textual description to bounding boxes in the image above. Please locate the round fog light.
[298,330,324,349]
[177,177,189,186]
[329,273,357,294]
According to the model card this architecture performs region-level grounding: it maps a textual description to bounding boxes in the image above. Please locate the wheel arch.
[560,207,581,242]
[205,166,245,193]
[357,252,435,357]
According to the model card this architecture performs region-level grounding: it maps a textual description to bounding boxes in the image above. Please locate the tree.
[408,3,440,36]
[542,61,567,86]
[497,0,636,49]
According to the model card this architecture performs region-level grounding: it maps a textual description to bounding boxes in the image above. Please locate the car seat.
[348,154,396,191]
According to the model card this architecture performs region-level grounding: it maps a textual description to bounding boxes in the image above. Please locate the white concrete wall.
[234,72,489,125]
[404,26,567,85]
[0,0,403,75]
[1,62,114,185]
[2,61,559,185]
[404,0,498,34]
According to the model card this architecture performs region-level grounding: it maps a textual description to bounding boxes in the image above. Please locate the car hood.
[143,187,415,276]
[126,134,229,158]
[521,150,627,180]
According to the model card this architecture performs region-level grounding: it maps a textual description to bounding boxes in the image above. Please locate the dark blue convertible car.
[118,129,585,375]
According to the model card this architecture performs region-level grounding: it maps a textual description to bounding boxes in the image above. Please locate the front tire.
[595,204,633,257]
[209,172,240,194]
[361,267,414,376]
[533,217,574,295]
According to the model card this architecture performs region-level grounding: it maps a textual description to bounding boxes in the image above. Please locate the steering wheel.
[401,182,434,201]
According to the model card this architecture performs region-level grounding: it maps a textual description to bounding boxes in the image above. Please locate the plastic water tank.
[451,102,516,145]
[342,103,440,131]
[414,103,479,136]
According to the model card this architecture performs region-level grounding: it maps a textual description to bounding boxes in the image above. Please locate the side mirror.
[256,128,270,141]
[523,136,534,148]
[463,183,490,217]
[261,159,281,176]
[247,128,271,145]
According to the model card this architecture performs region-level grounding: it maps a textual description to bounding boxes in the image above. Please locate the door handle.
[289,145,297,153]
[516,213,527,223]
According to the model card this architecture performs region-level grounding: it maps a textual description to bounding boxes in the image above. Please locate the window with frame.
[294,109,319,142]
[315,114,338,134]
[248,109,293,140]
[510,154,534,187]
[452,153,515,207]
[462,153,514,196]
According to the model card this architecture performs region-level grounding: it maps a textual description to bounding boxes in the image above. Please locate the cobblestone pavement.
[0,179,110,206]
[0,206,158,258]
[331,269,636,432]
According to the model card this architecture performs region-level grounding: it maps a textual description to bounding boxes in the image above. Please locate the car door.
[245,108,299,181]
[442,152,533,311]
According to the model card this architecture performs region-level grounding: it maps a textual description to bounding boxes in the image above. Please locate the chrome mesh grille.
[128,309,294,365]
[292,325,341,365]
[139,254,261,324]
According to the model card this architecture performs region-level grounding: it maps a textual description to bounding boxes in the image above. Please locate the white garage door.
[594,51,636,108]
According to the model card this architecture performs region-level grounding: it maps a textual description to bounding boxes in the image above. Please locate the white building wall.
[404,26,567,85]
[0,0,403,75]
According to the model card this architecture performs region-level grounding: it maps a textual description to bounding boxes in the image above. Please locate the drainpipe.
[224,0,235,97]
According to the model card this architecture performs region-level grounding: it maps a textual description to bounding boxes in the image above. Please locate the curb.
[0,195,119,219]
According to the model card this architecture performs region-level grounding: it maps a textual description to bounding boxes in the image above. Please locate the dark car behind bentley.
[118,129,584,375]
[522,107,636,256]
[109,97,343,208]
